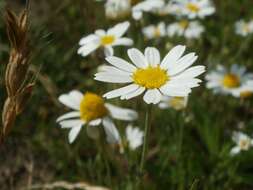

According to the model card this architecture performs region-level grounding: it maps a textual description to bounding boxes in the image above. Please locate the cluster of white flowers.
[206,64,253,98]
[230,131,253,156]
[235,19,253,37]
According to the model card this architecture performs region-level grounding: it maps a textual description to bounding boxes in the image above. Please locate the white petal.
[105,56,137,72]
[143,89,162,104]
[121,87,145,100]
[160,83,191,97]
[230,146,241,156]
[89,119,102,126]
[95,74,133,83]
[128,48,148,68]
[173,66,205,79]
[103,84,139,99]
[106,103,138,121]
[77,41,100,57]
[79,34,99,45]
[68,125,82,144]
[107,21,130,37]
[56,111,80,122]
[59,119,84,128]
[113,38,133,46]
[58,91,83,110]
[69,90,83,104]
[95,29,106,36]
[144,47,160,67]
[104,46,114,57]
[102,117,121,144]
[160,45,186,70]
[168,53,198,76]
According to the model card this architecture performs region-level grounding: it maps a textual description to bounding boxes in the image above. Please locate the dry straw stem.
[1,5,35,142]
[28,181,110,190]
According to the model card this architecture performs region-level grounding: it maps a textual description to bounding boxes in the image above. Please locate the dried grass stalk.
[1,6,35,142]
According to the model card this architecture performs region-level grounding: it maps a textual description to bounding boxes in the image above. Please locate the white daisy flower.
[230,131,253,156]
[235,19,253,37]
[167,20,204,39]
[105,124,143,152]
[56,91,138,143]
[95,45,205,104]
[132,0,165,20]
[235,80,253,98]
[104,0,131,20]
[158,96,188,110]
[142,22,166,40]
[206,64,253,97]
[126,125,144,150]
[175,0,215,19]
[78,21,133,57]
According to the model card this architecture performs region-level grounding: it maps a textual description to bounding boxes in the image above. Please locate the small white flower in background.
[158,96,188,110]
[56,91,138,143]
[236,80,253,99]
[105,124,143,152]
[205,64,253,97]
[126,125,144,150]
[235,19,253,37]
[78,21,133,57]
[132,0,165,20]
[105,0,131,20]
[167,20,204,39]
[95,45,205,104]
[142,22,166,40]
[174,0,215,19]
[230,131,253,156]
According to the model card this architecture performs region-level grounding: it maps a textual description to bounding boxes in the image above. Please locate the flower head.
[57,90,138,143]
[230,131,253,156]
[167,20,204,39]
[95,45,205,104]
[206,64,253,97]
[78,21,133,57]
[235,19,253,37]
[142,22,166,40]
[132,0,165,20]
[174,0,215,19]
[159,96,188,110]
[105,0,131,20]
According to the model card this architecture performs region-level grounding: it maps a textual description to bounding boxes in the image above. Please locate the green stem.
[140,105,152,175]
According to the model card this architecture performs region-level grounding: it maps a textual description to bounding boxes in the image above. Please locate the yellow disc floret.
[187,3,200,13]
[80,92,108,122]
[154,27,161,38]
[222,74,240,88]
[169,97,186,110]
[133,66,169,89]
[240,91,253,98]
[179,20,189,29]
[239,139,251,150]
[100,35,115,46]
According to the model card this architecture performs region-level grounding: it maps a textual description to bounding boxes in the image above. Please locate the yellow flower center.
[179,20,189,29]
[154,27,161,38]
[239,139,250,150]
[132,66,169,89]
[187,3,200,13]
[240,91,253,98]
[100,35,115,46]
[169,97,186,110]
[243,24,250,33]
[222,74,240,88]
[79,92,108,122]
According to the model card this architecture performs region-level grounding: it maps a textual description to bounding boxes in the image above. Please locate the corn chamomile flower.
[235,19,253,37]
[205,64,253,97]
[56,90,138,143]
[230,131,253,156]
[158,96,188,110]
[167,20,204,39]
[104,0,131,20]
[132,0,165,20]
[142,22,166,40]
[95,45,205,104]
[175,0,215,19]
[105,124,144,152]
[78,21,133,57]
[238,80,253,98]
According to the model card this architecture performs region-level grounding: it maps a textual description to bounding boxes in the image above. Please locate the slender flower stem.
[140,104,152,175]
